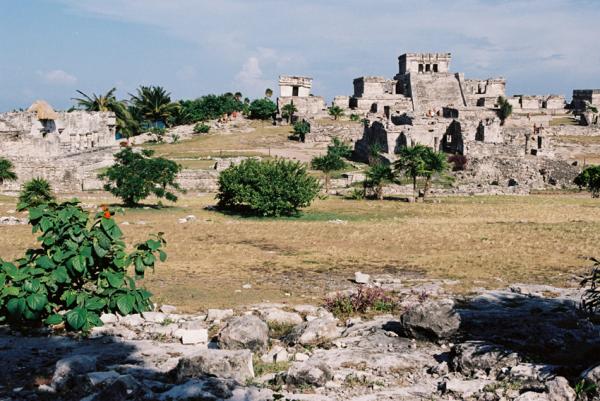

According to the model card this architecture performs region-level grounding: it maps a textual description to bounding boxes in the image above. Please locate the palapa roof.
[27,100,59,120]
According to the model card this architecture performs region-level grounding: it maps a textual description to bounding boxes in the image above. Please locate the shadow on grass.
[206,203,377,222]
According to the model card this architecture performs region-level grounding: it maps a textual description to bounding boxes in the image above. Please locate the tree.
[73,88,138,138]
[265,88,273,99]
[497,96,513,125]
[99,147,183,206]
[217,159,320,217]
[393,145,428,200]
[129,86,179,127]
[574,165,600,197]
[328,105,344,120]
[366,163,395,200]
[17,178,55,211]
[328,137,353,159]
[293,120,310,142]
[421,148,449,200]
[311,153,346,193]
[0,158,17,185]
[249,98,277,120]
[281,102,298,124]
[0,200,166,331]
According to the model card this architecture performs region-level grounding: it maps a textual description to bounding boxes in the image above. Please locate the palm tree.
[328,105,344,120]
[17,178,55,210]
[421,148,449,200]
[311,153,346,193]
[0,158,17,185]
[366,162,395,200]
[393,144,428,200]
[234,92,243,101]
[129,86,180,128]
[73,88,138,138]
[265,88,273,99]
[497,96,513,126]
[281,102,298,124]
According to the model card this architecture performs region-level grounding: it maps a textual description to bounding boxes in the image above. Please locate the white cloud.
[37,69,78,85]
[53,0,600,99]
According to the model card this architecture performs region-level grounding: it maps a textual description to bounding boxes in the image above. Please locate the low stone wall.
[305,121,365,144]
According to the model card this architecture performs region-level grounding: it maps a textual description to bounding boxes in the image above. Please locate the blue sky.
[1,0,599,111]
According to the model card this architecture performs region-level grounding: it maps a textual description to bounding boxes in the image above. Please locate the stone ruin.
[0,100,118,192]
[324,52,587,193]
[277,75,327,121]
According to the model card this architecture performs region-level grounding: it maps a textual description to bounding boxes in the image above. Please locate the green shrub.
[497,96,513,125]
[100,147,183,206]
[324,286,397,318]
[0,200,166,331]
[0,158,17,185]
[574,165,600,197]
[170,94,244,125]
[292,120,310,142]
[327,137,353,159]
[193,123,210,134]
[217,159,320,216]
[17,178,55,211]
[350,114,360,122]
[249,98,277,120]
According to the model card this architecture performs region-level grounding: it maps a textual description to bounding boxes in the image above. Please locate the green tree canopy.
[249,98,277,120]
[575,165,600,197]
[328,105,344,120]
[217,159,320,217]
[99,147,183,206]
[0,158,17,185]
[281,102,298,124]
[497,96,513,125]
[129,86,179,127]
[17,178,55,211]
[366,162,395,200]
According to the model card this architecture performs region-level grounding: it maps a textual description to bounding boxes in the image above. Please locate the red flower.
[103,211,111,219]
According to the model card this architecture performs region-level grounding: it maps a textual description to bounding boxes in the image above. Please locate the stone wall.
[305,121,364,144]
[277,97,327,118]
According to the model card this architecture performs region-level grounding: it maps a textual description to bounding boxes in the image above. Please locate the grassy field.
[0,193,598,312]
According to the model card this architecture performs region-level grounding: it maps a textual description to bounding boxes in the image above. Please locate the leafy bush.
[100,147,183,206]
[292,120,310,142]
[448,154,468,171]
[497,96,513,125]
[17,178,55,211]
[365,163,395,200]
[350,113,360,122]
[324,286,397,318]
[0,200,166,331]
[581,257,600,315]
[574,165,600,197]
[193,123,210,134]
[0,157,17,185]
[249,98,277,120]
[328,105,344,120]
[173,94,243,125]
[217,159,320,217]
[311,153,346,193]
[327,137,353,159]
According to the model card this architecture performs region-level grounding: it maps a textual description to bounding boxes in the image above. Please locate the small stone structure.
[277,75,327,120]
[0,101,117,191]
[572,89,600,111]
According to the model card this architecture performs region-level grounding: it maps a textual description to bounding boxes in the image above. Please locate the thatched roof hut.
[27,100,59,120]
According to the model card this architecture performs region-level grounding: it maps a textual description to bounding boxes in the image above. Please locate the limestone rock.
[260,346,289,364]
[285,317,342,345]
[206,309,234,322]
[545,376,576,401]
[218,315,269,353]
[450,341,520,377]
[51,355,97,391]
[514,392,550,401]
[119,313,145,327]
[582,363,600,388]
[159,304,177,314]
[286,362,333,387]
[90,374,143,401]
[100,313,118,325]
[258,308,303,326]
[174,349,254,383]
[399,299,461,340]
[142,311,167,324]
[354,272,370,284]
[178,329,209,345]
[87,371,120,387]
[158,378,235,400]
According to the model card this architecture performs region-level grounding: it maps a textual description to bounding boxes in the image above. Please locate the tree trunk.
[377,185,384,200]
[412,175,417,201]
[324,174,330,193]
[423,176,431,200]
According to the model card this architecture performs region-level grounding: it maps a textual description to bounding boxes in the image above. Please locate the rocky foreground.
[1,278,599,401]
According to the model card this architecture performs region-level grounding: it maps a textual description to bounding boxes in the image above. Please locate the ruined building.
[0,100,118,191]
[335,53,581,192]
[277,75,327,120]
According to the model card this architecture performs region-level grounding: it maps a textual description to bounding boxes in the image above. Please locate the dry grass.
[549,117,579,127]
[146,121,292,160]
[0,193,598,312]
[555,135,600,145]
